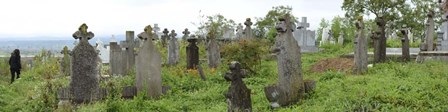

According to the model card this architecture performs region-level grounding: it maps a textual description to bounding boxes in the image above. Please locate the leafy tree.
[342,0,406,63]
[254,5,298,42]
[317,18,330,41]
[192,11,236,39]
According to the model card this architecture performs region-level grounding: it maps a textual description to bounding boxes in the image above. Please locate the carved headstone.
[401,28,411,62]
[243,18,253,39]
[207,32,221,68]
[224,61,252,112]
[70,23,99,103]
[182,28,190,41]
[425,10,435,51]
[119,31,136,74]
[60,46,71,76]
[353,18,368,74]
[167,30,179,66]
[162,28,169,47]
[135,25,163,98]
[264,15,306,107]
[187,36,199,69]
[293,17,318,52]
[338,32,344,45]
[109,41,126,76]
[236,23,244,39]
[153,23,161,40]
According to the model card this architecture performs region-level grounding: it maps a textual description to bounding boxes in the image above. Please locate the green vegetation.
[0,40,447,111]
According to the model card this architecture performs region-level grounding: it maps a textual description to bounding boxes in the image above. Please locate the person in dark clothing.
[9,49,21,84]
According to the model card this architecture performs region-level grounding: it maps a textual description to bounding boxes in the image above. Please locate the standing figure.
[9,49,21,84]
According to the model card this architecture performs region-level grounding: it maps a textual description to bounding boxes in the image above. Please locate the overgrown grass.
[1,41,447,111]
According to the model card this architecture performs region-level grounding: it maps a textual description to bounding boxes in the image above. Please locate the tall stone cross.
[162,28,169,47]
[353,17,368,75]
[297,17,310,30]
[120,31,136,73]
[425,10,435,51]
[153,24,161,34]
[182,28,191,41]
[153,24,161,40]
[72,23,94,43]
[243,18,253,39]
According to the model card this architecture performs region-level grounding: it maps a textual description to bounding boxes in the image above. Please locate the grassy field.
[0,42,447,111]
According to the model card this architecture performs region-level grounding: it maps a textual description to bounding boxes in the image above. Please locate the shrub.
[221,39,269,75]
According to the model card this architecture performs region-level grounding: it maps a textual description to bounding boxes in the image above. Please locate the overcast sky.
[0,0,344,39]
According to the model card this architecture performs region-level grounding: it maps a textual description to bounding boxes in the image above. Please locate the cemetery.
[1,1,448,112]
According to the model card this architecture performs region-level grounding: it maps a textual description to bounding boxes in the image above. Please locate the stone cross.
[72,23,94,43]
[182,28,191,41]
[297,17,310,30]
[120,31,136,74]
[187,36,199,69]
[70,23,99,104]
[425,10,435,51]
[243,18,253,39]
[135,25,163,98]
[338,32,344,45]
[162,28,169,47]
[236,23,244,39]
[153,24,161,40]
[224,61,252,112]
[60,46,71,76]
[353,17,368,74]
[264,14,308,107]
[167,30,179,66]
[401,27,411,62]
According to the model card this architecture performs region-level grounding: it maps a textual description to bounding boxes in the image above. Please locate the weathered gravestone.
[162,28,169,47]
[224,61,251,112]
[167,30,180,66]
[424,10,435,51]
[135,25,163,98]
[70,23,100,103]
[187,36,199,69]
[96,38,110,64]
[207,32,221,68]
[236,23,244,39]
[243,18,253,39]
[338,32,344,45]
[109,40,126,76]
[401,27,411,62]
[60,46,71,76]
[182,28,190,41]
[153,23,161,40]
[119,31,137,73]
[353,17,368,74]
[264,15,315,107]
[293,17,318,52]
[321,27,330,45]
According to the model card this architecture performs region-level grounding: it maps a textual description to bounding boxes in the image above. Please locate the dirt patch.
[310,58,354,73]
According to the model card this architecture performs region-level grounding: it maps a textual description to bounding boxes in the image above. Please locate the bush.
[221,39,270,75]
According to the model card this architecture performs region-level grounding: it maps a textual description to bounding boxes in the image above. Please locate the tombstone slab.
[243,18,253,39]
[70,23,100,104]
[135,25,163,98]
[167,30,180,66]
[353,18,368,74]
[264,15,306,107]
[187,36,199,69]
[207,34,220,68]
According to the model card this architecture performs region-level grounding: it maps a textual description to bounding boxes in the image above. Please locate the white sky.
[0,0,344,39]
